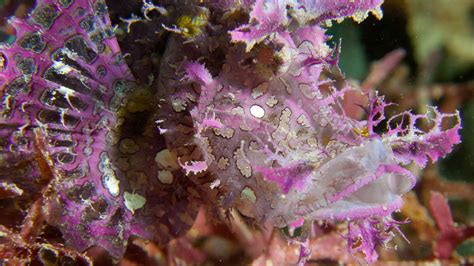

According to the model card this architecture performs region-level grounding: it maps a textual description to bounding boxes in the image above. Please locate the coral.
[0,0,465,264]
[429,191,474,259]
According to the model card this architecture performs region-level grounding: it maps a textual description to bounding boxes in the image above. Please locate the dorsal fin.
[0,0,199,258]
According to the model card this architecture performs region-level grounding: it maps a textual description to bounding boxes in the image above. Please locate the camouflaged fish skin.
[157,0,460,262]
[0,0,199,258]
[0,0,462,263]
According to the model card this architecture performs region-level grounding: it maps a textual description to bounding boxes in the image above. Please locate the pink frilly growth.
[230,0,289,51]
[346,217,408,263]
[229,0,384,51]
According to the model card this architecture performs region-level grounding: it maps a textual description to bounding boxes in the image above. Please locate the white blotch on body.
[250,104,265,118]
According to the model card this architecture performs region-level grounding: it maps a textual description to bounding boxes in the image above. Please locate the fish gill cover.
[0,0,462,264]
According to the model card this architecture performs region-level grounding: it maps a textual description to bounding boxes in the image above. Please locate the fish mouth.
[293,139,416,221]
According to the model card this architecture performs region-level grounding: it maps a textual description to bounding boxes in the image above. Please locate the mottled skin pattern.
[156,4,388,226]
[155,5,223,194]
[156,1,460,263]
[0,0,198,258]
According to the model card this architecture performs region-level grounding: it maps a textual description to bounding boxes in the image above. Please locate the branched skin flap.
[0,0,199,258]
[0,0,461,263]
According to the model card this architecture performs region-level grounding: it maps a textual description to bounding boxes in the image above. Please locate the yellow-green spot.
[353,126,369,137]
[124,191,146,214]
[155,149,179,170]
[240,187,257,204]
[176,12,207,38]
[126,88,154,113]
